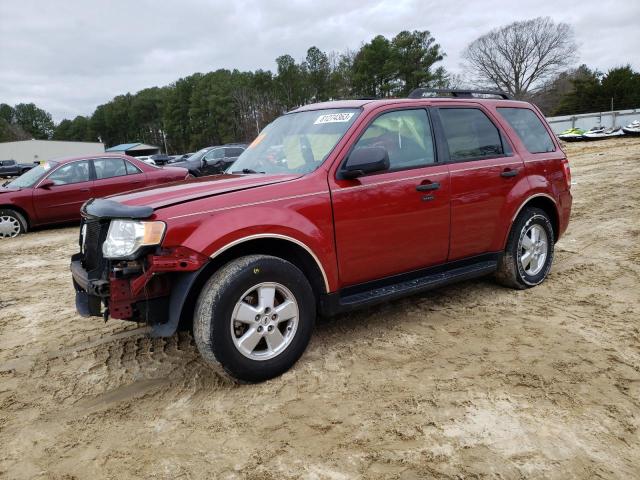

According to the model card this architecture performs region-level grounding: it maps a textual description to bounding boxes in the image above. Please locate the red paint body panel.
[0,154,188,227]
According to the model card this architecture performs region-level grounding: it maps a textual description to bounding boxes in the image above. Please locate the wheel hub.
[230,282,299,361]
[0,216,20,238]
[520,224,548,276]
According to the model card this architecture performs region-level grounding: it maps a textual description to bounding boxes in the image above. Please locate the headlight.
[102,220,166,259]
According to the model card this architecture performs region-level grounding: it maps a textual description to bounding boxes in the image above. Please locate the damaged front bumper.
[71,247,209,336]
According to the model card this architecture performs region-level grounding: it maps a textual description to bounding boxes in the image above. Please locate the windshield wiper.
[232,168,265,174]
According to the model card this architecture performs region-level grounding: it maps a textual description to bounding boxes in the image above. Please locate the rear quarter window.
[498,107,555,154]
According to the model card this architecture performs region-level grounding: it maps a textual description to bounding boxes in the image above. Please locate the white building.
[0,139,104,164]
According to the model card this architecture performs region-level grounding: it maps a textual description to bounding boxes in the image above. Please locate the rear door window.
[438,108,505,162]
[498,107,555,153]
[225,147,244,157]
[94,158,127,179]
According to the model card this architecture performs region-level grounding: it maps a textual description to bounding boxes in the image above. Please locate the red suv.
[70,90,572,382]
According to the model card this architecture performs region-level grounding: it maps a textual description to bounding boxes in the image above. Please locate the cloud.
[0,0,637,121]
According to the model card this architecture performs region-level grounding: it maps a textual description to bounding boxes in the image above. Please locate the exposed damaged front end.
[70,198,209,336]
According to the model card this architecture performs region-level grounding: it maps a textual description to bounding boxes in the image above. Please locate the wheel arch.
[0,204,31,228]
[174,236,328,333]
[510,194,559,242]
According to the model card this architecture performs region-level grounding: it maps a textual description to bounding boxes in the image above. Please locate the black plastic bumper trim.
[83,198,153,220]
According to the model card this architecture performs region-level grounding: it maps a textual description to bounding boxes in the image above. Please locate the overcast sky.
[1,0,638,122]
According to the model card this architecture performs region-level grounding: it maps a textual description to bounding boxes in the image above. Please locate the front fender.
[161,195,338,292]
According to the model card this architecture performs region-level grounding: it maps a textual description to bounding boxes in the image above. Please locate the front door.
[201,148,225,175]
[330,108,450,287]
[434,105,525,261]
[33,160,93,223]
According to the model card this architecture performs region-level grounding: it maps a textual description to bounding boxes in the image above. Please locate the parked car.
[135,156,156,166]
[0,159,37,178]
[70,90,572,382]
[169,144,246,176]
[0,154,189,237]
[169,153,194,163]
[149,154,173,165]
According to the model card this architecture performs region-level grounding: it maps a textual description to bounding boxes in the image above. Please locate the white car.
[136,156,156,166]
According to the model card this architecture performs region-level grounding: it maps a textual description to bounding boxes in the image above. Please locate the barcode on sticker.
[314,113,354,124]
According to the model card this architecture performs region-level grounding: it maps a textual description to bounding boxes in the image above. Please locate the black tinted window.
[439,108,504,161]
[94,158,127,179]
[225,147,244,157]
[48,161,90,185]
[353,109,435,170]
[125,161,142,175]
[498,107,555,153]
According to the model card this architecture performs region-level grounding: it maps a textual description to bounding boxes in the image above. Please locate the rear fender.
[492,175,532,250]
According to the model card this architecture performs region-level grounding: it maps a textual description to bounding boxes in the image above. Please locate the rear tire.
[496,207,554,289]
[194,255,315,382]
[0,209,27,238]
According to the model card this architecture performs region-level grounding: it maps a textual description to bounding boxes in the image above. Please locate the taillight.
[561,158,571,190]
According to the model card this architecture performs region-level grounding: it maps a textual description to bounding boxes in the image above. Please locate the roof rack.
[408,88,511,100]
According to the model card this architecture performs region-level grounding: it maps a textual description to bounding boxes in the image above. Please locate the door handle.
[79,188,90,192]
[416,182,440,191]
[500,168,519,178]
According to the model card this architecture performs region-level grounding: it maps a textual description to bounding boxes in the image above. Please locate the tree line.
[2,30,449,152]
[1,20,639,152]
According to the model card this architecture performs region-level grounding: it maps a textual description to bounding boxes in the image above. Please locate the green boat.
[557,127,586,142]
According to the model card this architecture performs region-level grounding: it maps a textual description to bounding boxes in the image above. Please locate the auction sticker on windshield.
[314,112,354,124]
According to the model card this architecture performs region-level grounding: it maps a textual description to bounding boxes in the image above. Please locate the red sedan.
[0,154,189,237]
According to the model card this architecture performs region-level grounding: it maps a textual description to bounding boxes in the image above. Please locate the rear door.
[330,107,450,286]
[33,160,93,223]
[434,105,524,261]
[91,157,146,198]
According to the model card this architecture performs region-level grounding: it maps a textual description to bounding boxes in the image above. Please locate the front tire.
[194,255,316,382]
[496,207,554,289]
[0,209,27,238]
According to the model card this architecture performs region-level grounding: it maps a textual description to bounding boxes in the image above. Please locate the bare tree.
[463,17,577,98]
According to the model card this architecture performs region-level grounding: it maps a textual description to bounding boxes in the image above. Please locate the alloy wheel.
[230,282,299,361]
[520,224,548,276]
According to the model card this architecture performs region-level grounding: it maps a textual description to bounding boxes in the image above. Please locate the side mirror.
[39,179,55,189]
[340,146,390,179]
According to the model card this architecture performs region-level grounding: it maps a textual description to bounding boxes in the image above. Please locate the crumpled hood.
[108,173,302,210]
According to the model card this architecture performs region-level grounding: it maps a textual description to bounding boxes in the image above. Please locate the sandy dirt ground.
[1,138,639,479]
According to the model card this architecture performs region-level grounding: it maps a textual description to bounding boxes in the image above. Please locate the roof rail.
[408,88,511,100]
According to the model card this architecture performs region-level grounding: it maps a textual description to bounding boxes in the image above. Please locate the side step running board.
[330,260,498,314]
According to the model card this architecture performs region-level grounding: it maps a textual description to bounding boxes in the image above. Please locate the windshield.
[230,108,360,175]
[6,162,57,188]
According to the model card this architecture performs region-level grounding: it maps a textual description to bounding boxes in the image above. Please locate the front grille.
[81,218,109,277]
